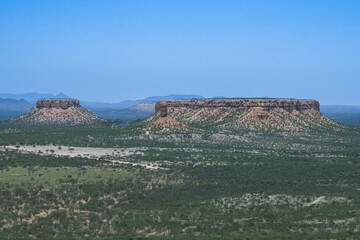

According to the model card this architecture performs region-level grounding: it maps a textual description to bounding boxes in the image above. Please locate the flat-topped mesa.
[12,98,103,125]
[36,98,81,109]
[155,98,320,117]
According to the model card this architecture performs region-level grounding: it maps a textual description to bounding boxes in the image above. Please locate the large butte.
[146,98,338,131]
[12,98,103,125]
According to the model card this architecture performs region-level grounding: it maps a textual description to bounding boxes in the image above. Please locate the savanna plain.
[0,119,360,239]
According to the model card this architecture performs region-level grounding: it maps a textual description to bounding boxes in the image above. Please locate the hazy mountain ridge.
[0,98,33,111]
[129,101,157,113]
[0,94,204,120]
[82,94,205,110]
[0,92,69,103]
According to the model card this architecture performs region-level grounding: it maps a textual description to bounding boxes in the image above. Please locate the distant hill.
[142,94,204,102]
[92,102,157,121]
[93,108,153,121]
[0,98,33,111]
[0,93,205,121]
[83,94,205,111]
[0,93,204,111]
[81,100,139,110]
[129,101,156,113]
[88,95,205,120]
[0,98,34,121]
[0,92,69,103]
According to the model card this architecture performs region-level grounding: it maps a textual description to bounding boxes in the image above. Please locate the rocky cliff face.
[155,99,320,117]
[12,99,103,125]
[146,98,336,131]
[36,99,80,109]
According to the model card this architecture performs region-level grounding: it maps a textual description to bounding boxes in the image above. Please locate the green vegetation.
[0,111,27,122]
[0,121,360,239]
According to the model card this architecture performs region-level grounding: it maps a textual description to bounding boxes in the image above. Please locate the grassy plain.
[0,121,360,239]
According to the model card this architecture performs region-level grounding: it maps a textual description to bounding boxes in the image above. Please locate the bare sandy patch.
[2,145,166,170]
[4,145,140,158]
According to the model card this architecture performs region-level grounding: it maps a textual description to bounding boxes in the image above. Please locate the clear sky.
[1,0,359,104]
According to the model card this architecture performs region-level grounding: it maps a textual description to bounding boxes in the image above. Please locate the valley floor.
[0,123,360,239]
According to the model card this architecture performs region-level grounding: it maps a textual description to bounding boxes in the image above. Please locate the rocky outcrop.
[12,99,103,125]
[155,98,320,117]
[36,99,80,109]
[146,98,336,131]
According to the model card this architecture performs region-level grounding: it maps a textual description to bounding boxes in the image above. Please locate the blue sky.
[1,0,359,104]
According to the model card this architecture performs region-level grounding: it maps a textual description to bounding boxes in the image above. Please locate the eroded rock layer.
[36,99,80,109]
[13,99,102,125]
[146,98,338,131]
[155,99,320,117]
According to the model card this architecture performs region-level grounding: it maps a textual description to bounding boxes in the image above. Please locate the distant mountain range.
[84,95,204,120]
[0,93,205,121]
[81,94,204,110]
[0,92,69,103]
[0,92,204,110]
[0,98,33,112]
[0,98,34,121]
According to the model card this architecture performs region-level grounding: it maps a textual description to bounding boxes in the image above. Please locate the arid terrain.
[0,98,359,239]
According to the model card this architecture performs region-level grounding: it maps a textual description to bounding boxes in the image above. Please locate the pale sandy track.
[2,145,166,170]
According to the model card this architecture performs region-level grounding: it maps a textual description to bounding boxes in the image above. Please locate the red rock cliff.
[155,98,320,117]
[36,99,81,109]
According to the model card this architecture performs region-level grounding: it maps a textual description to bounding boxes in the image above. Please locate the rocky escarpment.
[12,99,103,125]
[146,98,338,131]
[36,98,80,109]
[155,99,320,117]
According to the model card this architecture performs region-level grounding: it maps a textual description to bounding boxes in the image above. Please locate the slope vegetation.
[145,98,340,132]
